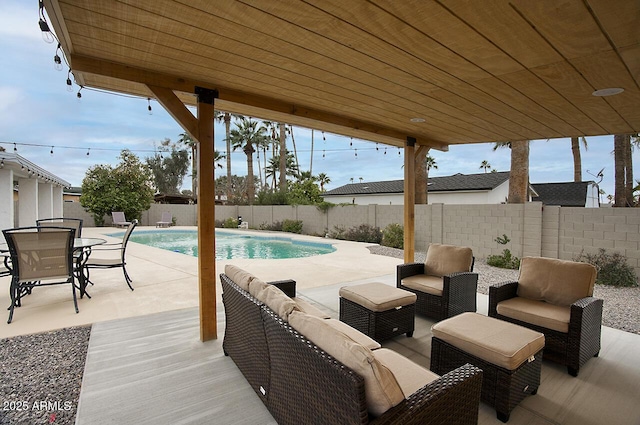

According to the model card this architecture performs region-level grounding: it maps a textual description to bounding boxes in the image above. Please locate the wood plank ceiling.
[45,0,640,150]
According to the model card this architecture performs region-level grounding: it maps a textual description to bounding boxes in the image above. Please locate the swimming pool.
[116,230,336,260]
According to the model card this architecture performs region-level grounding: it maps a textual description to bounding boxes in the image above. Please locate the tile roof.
[323,172,510,196]
[531,181,596,207]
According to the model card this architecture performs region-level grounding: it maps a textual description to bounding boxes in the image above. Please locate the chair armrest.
[268,279,296,298]
[569,296,604,341]
[443,272,479,314]
[373,364,482,425]
[397,262,425,287]
[488,281,519,317]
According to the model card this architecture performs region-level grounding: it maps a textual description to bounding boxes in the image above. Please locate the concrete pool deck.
[0,226,403,338]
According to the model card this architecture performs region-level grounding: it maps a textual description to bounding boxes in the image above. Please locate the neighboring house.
[323,172,511,205]
[323,172,599,207]
[531,181,600,208]
[64,186,82,202]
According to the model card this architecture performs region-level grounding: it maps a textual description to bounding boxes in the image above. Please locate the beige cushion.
[373,348,439,398]
[248,278,268,298]
[425,243,473,277]
[324,319,381,351]
[288,311,404,416]
[293,297,332,319]
[400,275,443,296]
[497,297,571,333]
[339,283,416,312]
[431,312,545,370]
[517,257,597,306]
[224,264,255,292]
[255,284,297,319]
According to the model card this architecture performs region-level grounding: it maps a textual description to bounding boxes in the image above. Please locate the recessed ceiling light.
[410,117,426,123]
[592,88,624,97]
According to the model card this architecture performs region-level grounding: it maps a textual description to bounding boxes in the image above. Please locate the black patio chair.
[85,219,137,290]
[36,217,83,237]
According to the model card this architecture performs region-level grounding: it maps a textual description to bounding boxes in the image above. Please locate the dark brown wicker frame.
[397,260,478,321]
[339,297,415,342]
[221,272,483,424]
[431,336,542,423]
[489,281,603,377]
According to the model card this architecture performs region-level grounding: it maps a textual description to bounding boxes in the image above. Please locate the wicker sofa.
[221,265,483,425]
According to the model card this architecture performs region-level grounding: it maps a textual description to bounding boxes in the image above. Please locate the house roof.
[0,152,71,187]
[531,181,596,207]
[44,1,640,149]
[324,172,510,196]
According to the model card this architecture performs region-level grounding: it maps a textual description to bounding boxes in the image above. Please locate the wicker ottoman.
[339,282,416,342]
[430,312,545,423]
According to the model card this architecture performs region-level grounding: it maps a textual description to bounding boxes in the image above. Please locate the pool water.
[119,230,335,260]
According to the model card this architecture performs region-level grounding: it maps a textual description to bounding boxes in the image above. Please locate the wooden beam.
[69,54,448,150]
[196,87,217,342]
[404,137,416,263]
[147,85,198,140]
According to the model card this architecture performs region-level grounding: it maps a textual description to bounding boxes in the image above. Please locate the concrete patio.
[2,227,639,424]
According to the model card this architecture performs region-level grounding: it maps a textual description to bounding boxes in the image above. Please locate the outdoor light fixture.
[50,146,54,156]
[86,148,90,156]
[54,54,62,71]
[39,19,54,43]
[77,86,83,99]
[148,98,153,115]
[592,88,624,97]
[66,73,73,92]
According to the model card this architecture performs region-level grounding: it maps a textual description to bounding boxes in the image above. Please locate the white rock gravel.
[368,245,640,335]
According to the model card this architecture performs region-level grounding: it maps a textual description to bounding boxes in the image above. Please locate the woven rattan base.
[431,337,543,423]
[339,297,415,342]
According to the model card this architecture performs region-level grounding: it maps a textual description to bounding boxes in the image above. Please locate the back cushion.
[248,278,268,298]
[255,284,297,320]
[288,311,404,416]
[517,257,597,306]
[224,265,255,292]
[424,243,473,277]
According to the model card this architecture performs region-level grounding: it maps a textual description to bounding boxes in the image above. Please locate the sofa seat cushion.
[225,265,255,292]
[255,284,297,320]
[517,257,597,306]
[372,348,439,398]
[293,297,331,319]
[289,311,404,416]
[339,283,417,312]
[497,297,571,333]
[425,243,473,277]
[400,275,443,296]
[432,312,545,370]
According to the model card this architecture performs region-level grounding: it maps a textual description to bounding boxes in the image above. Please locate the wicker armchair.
[3,226,77,323]
[397,243,478,321]
[489,257,602,377]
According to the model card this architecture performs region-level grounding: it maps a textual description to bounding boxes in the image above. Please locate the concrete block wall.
[296,206,327,236]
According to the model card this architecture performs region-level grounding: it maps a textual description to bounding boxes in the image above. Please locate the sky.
[0,1,636,200]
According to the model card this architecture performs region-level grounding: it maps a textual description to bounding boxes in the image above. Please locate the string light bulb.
[50,146,54,156]
[77,86,83,99]
[39,19,54,43]
[0,158,4,168]
[54,54,62,71]
[147,98,153,115]
[66,70,73,92]
[14,143,17,152]
[86,148,90,156]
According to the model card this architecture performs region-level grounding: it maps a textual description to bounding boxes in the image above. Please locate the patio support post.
[196,87,218,341]
[404,137,416,263]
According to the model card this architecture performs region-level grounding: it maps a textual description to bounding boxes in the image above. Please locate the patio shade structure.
[43,0,640,341]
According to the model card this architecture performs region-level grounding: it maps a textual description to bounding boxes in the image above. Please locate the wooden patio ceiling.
[45,0,640,150]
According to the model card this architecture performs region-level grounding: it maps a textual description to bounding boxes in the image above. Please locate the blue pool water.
[114,230,335,260]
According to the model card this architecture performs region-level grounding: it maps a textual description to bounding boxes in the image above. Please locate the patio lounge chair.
[112,212,131,228]
[489,256,602,377]
[156,212,172,228]
[85,220,137,291]
[397,243,478,321]
[36,217,83,237]
[3,226,77,324]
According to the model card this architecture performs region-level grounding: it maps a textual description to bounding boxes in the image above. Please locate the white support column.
[0,169,14,230]
[52,186,64,217]
[38,182,54,219]
[18,178,38,227]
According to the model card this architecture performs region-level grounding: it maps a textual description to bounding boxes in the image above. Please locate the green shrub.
[282,219,303,234]
[315,201,335,213]
[344,224,382,244]
[381,223,404,249]
[486,234,520,270]
[259,221,283,231]
[222,217,238,228]
[328,225,346,240]
[575,249,638,287]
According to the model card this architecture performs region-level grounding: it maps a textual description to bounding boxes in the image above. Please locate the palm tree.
[317,172,331,192]
[414,147,430,204]
[215,111,239,202]
[480,160,491,173]
[265,151,298,186]
[494,140,529,203]
[178,132,197,200]
[213,150,225,176]
[228,117,269,204]
[570,137,588,181]
[424,155,438,204]
[613,133,639,207]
